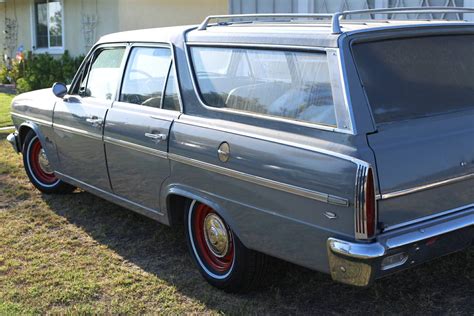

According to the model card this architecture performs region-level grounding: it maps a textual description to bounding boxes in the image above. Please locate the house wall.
[117,0,227,31]
[63,0,119,56]
[0,0,227,58]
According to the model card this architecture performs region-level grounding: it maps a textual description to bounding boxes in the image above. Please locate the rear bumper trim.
[327,207,473,287]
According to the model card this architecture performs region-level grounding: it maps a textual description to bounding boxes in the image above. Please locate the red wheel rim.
[192,204,234,274]
[29,138,58,185]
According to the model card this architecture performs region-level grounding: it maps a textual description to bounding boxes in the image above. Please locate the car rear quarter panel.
[165,115,372,272]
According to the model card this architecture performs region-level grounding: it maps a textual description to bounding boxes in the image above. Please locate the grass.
[0,132,473,314]
[0,93,14,128]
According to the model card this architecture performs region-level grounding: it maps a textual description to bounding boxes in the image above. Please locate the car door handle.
[144,133,167,143]
[86,117,103,127]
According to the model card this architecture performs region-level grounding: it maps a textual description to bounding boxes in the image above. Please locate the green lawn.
[0,132,473,314]
[0,93,14,128]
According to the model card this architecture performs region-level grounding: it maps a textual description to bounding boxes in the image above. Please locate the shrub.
[16,78,31,94]
[2,50,84,93]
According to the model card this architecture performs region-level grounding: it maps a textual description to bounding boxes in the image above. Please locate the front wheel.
[185,200,268,293]
[22,130,76,194]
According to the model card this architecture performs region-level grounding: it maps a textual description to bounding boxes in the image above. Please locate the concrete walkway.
[0,84,16,95]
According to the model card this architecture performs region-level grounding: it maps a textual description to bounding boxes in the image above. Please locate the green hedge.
[0,51,84,94]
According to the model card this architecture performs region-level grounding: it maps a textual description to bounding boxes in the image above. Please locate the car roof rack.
[332,7,474,33]
[198,7,474,34]
[197,13,333,31]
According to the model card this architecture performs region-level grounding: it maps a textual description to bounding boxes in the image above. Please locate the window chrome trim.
[110,41,184,113]
[53,123,102,141]
[168,152,349,207]
[11,112,51,126]
[377,173,474,201]
[104,136,167,159]
[333,44,357,134]
[186,41,329,52]
[184,42,354,135]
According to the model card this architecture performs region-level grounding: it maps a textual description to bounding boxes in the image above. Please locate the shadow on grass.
[40,190,473,314]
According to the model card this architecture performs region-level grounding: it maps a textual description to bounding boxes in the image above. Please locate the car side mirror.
[52,82,68,98]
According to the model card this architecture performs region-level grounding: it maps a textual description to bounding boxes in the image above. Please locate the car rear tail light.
[355,165,377,240]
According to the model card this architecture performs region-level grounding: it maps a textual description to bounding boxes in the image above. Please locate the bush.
[2,50,84,93]
[16,78,31,94]
[0,59,23,84]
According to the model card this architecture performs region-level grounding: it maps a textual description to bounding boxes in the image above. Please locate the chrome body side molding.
[11,112,51,126]
[177,115,367,167]
[54,123,103,141]
[168,153,349,207]
[377,173,474,200]
[104,136,168,159]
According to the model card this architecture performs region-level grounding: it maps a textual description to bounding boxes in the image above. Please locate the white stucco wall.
[0,0,227,58]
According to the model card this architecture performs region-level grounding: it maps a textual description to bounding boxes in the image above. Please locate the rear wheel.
[185,200,268,293]
[22,130,75,194]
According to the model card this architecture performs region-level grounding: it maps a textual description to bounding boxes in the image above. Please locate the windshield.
[352,35,474,124]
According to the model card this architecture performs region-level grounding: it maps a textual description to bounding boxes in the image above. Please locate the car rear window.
[352,35,474,124]
[190,47,336,127]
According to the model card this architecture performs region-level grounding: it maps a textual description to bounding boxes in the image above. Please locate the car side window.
[190,47,336,127]
[162,62,181,111]
[80,47,126,100]
[120,47,171,108]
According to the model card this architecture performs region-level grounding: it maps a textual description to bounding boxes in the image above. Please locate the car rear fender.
[162,184,245,244]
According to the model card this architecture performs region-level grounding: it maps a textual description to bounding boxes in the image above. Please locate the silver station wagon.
[7,7,474,292]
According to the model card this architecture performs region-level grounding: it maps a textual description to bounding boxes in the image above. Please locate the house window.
[34,0,63,49]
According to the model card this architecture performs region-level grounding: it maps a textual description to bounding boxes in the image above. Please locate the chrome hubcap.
[37,148,53,174]
[203,213,229,258]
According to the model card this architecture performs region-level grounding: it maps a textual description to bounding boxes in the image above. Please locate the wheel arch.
[18,122,45,150]
[162,185,245,243]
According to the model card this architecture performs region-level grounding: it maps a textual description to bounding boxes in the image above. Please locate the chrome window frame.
[184,42,355,135]
[115,42,183,113]
[68,43,128,98]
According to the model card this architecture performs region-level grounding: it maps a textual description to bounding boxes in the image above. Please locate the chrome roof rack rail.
[198,7,474,33]
[332,6,474,34]
[197,13,333,30]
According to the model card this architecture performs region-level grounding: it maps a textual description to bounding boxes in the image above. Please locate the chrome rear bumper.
[327,205,474,286]
[6,132,20,153]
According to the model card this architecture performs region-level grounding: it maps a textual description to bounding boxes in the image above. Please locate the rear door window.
[352,35,474,124]
[190,47,336,127]
[120,47,171,108]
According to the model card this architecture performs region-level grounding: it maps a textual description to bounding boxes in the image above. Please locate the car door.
[104,45,181,211]
[53,45,127,191]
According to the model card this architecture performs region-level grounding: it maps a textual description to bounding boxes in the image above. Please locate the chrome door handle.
[145,133,167,143]
[86,117,103,127]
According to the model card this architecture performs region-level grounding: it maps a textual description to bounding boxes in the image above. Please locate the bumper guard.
[6,131,20,153]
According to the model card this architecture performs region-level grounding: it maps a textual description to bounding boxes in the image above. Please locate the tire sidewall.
[22,131,61,193]
[185,200,247,289]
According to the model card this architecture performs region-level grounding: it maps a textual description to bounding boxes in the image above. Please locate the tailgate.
[352,33,474,228]
[368,112,474,228]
